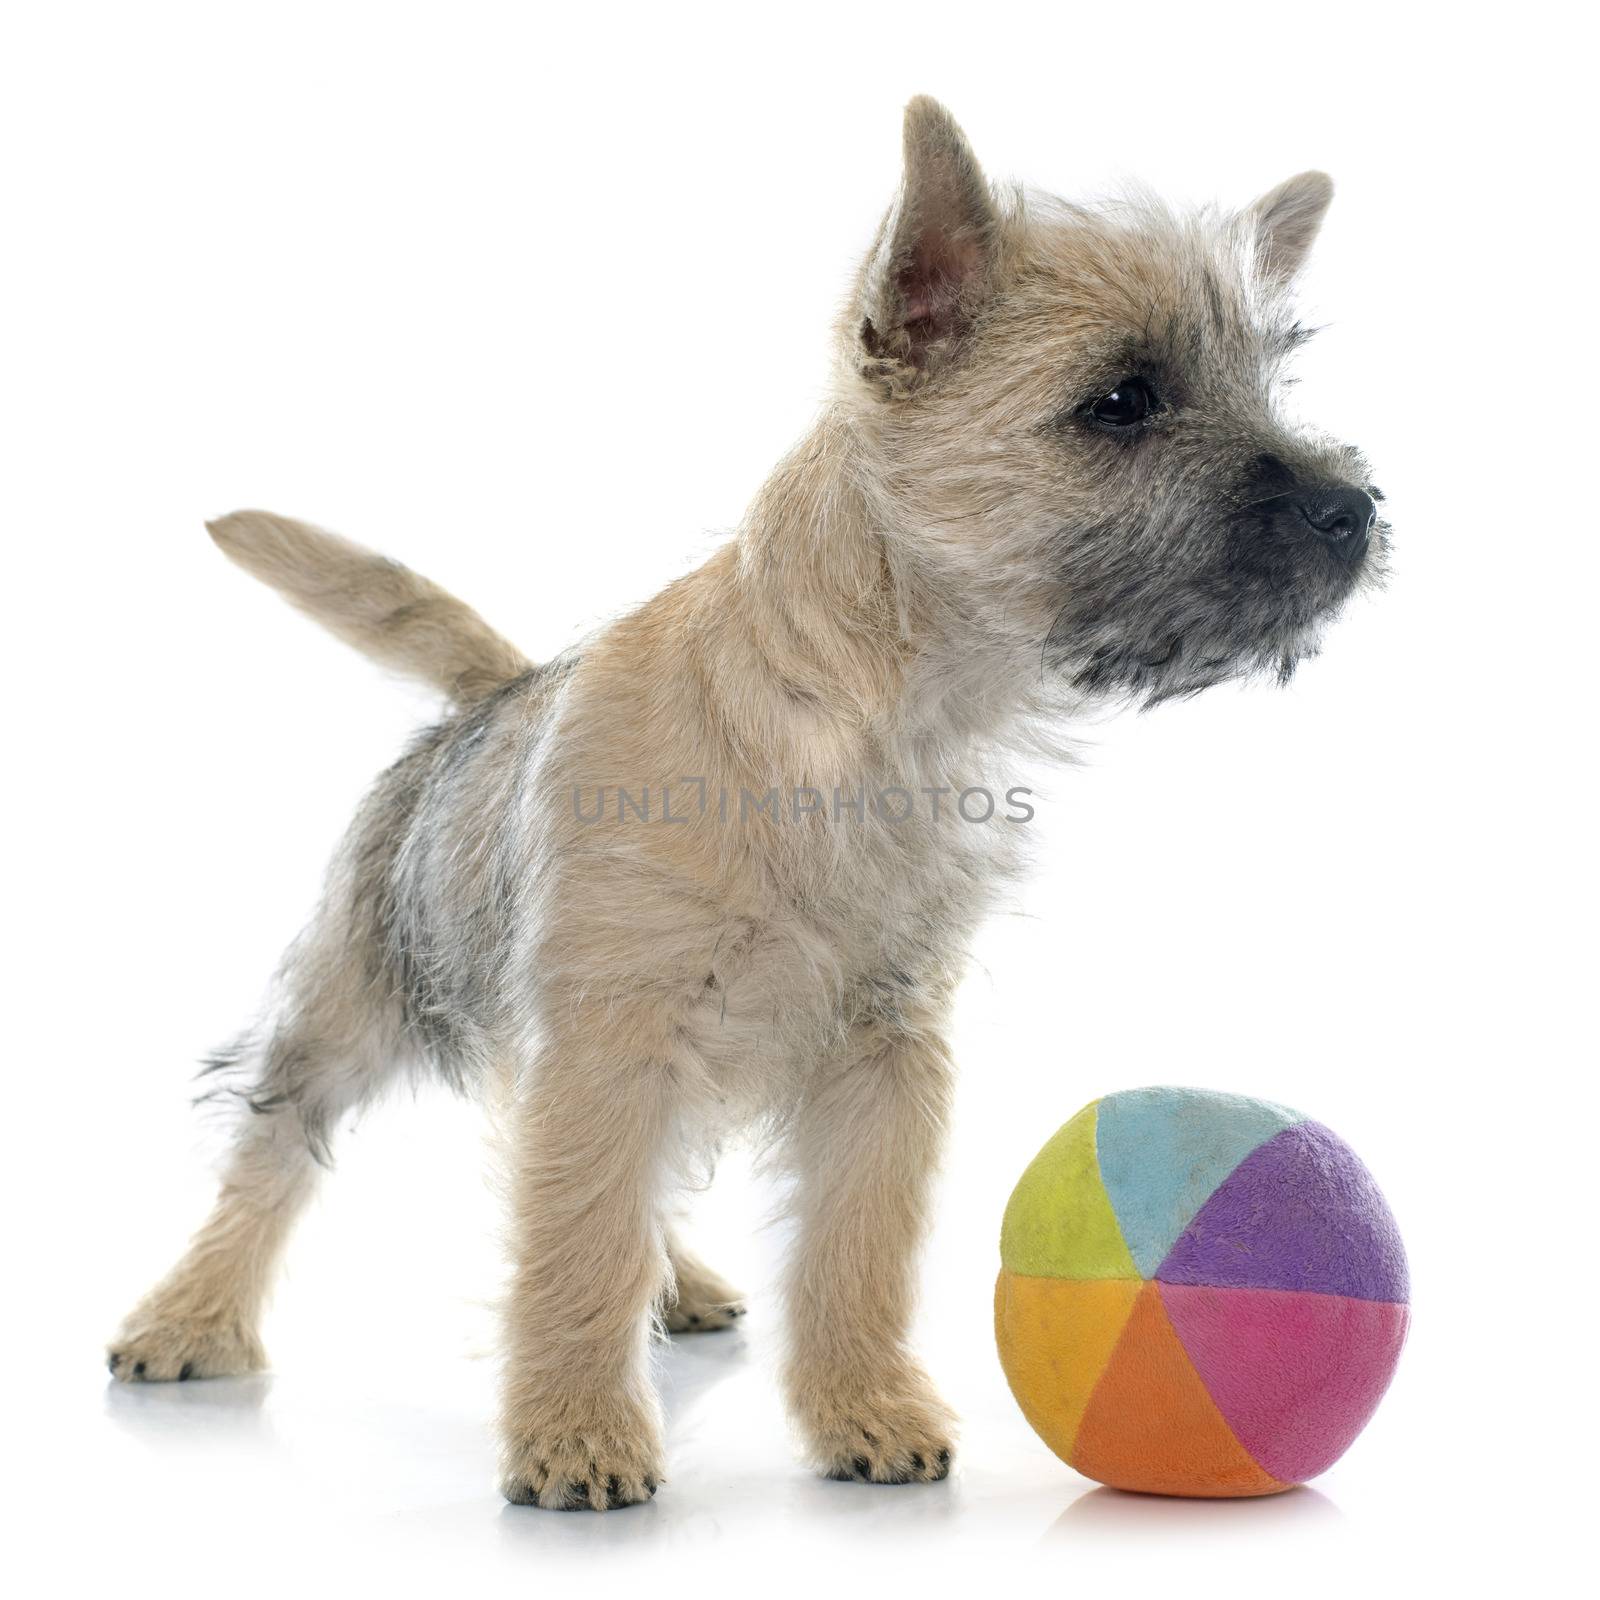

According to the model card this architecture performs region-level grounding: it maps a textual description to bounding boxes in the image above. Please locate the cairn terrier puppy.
[109,97,1386,1509]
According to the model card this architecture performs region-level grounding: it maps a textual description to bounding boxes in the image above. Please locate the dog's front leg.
[781,1016,956,1484]
[497,1005,679,1511]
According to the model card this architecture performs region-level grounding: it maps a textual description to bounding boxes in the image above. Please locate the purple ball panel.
[1155,1122,1409,1303]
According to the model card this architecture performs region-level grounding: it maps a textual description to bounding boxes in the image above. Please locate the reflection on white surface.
[104,1371,275,1434]
[1049,1482,1343,1539]
[80,1309,1360,1586]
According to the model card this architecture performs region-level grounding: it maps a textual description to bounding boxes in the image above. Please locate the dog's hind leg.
[663,1226,745,1334]
[109,913,407,1383]
[108,1097,327,1381]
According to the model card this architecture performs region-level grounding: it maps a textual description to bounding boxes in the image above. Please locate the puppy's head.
[841,97,1387,703]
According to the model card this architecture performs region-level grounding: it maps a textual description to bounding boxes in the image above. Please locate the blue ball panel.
[1095,1087,1305,1277]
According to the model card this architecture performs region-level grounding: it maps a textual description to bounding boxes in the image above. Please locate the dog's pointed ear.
[856,97,1000,392]
[1248,171,1334,287]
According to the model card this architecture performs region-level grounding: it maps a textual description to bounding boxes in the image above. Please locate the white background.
[3,2,1594,1593]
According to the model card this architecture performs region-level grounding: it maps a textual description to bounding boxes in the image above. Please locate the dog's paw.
[664,1297,746,1333]
[664,1281,746,1333]
[800,1373,956,1485]
[664,1254,746,1333]
[107,1313,264,1383]
[500,1423,663,1511]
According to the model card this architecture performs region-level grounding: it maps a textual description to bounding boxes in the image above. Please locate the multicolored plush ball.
[995,1087,1409,1497]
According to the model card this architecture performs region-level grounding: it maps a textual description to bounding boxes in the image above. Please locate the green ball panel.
[1000,1099,1139,1279]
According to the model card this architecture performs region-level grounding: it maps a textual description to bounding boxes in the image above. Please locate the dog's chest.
[723,806,1013,1045]
[823,809,1002,942]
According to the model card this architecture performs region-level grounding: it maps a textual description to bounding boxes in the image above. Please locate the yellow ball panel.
[994,1270,1143,1464]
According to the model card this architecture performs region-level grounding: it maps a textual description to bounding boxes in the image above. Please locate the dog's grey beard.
[1042,564,1384,707]
[1042,510,1389,707]
[1046,610,1322,706]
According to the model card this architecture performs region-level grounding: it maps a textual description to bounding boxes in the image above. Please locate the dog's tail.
[206,510,533,706]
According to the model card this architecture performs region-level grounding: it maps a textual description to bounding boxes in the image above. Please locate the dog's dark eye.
[1087,378,1157,427]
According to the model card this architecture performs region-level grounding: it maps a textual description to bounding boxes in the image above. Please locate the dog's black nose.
[1295,487,1375,562]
